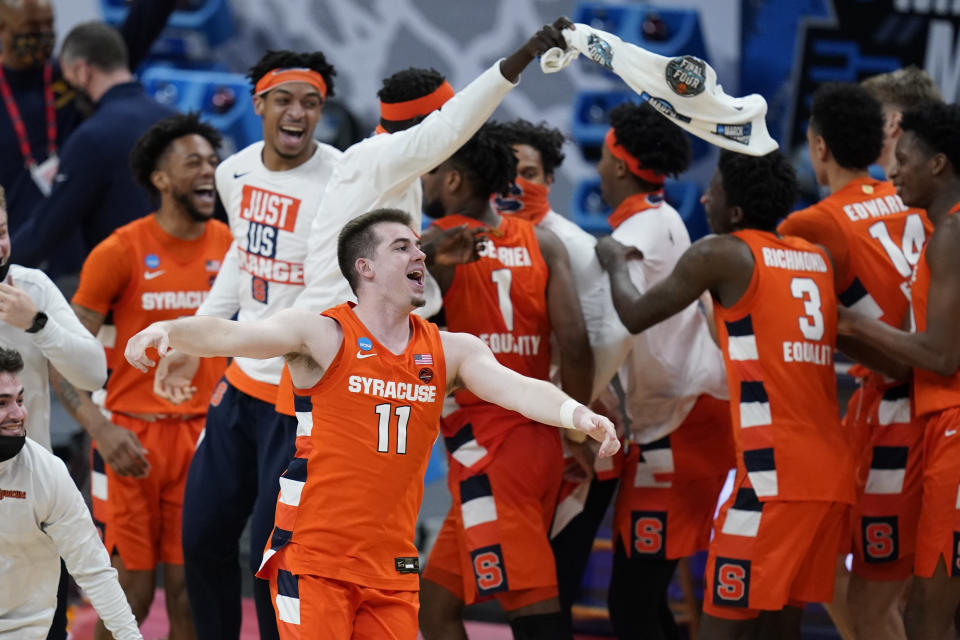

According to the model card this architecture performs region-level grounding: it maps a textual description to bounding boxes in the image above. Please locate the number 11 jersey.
[257,303,447,591]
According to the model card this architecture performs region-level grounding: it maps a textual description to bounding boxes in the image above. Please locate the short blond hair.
[861,66,943,111]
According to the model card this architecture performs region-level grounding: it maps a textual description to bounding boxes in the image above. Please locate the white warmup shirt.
[537,210,631,401]
[0,439,141,639]
[197,141,342,385]
[293,61,516,315]
[611,198,728,444]
[0,265,106,449]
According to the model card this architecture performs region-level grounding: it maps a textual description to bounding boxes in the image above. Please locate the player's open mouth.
[193,186,216,205]
[407,269,424,287]
[0,421,24,437]
[279,124,306,145]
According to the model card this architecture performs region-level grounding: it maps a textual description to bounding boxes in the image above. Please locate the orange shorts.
[614,395,734,560]
[422,422,563,610]
[845,381,922,581]
[703,473,849,620]
[268,556,418,640]
[100,413,204,570]
[914,406,960,579]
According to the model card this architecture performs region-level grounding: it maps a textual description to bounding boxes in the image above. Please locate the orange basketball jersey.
[911,204,960,416]
[73,215,232,415]
[779,178,931,329]
[432,214,551,469]
[258,303,446,591]
[433,214,551,403]
[714,229,855,504]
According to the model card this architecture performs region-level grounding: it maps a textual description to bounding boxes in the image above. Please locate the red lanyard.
[0,61,57,168]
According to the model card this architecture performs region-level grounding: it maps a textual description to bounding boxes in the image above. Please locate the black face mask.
[9,30,55,68]
[0,434,26,462]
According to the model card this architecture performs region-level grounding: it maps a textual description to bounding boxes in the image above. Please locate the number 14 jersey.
[714,230,855,504]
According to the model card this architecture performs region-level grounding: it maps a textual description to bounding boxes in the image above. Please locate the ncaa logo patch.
[665,55,706,97]
[358,337,373,351]
[713,556,750,607]
[145,253,160,269]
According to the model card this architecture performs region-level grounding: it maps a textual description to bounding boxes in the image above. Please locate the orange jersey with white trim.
[911,204,960,416]
[713,229,855,504]
[263,303,446,590]
[433,214,551,402]
[432,214,552,470]
[73,215,231,414]
[779,178,931,329]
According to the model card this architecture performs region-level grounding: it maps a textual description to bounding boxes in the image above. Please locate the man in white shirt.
[0,346,141,640]
[0,186,107,452]
[154,49,343,640]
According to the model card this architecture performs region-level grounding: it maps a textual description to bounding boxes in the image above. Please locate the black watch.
[26,311,48,334]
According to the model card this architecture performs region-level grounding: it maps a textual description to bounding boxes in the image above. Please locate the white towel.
[542,24,779,156]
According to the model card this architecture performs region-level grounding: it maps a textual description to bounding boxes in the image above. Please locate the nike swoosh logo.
[234,171,250,179]
[356,351,376,359]
[144,270,165,280]
[946,429,957,437]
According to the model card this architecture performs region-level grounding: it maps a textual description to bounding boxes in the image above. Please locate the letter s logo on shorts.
[210,380,228,408]
[470,544,509,596]
[862,516,898,563]
[713,557,750,607]
[953,532,960,578]
[631,510,666,558]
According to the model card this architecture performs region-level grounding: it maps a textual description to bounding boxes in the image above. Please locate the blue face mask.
[0,434,25,461]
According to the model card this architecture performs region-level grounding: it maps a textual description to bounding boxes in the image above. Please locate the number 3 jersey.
[714,230,855,504]
[432,214,552,470]
[257,303,446,591]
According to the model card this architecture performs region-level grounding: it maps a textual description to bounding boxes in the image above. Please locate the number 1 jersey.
[714,229,855,504]
[432,214,552,469]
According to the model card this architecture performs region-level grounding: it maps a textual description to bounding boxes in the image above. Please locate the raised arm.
[839,219,960,376]
[596,234,753,334]
[0,271,106,390]
[537,225,593,404]
[442,331,619,457]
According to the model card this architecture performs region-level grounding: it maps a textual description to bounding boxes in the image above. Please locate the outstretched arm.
[125,308,321,372]
[442,331,619,457]
[838,220,960,376]
[596,234,753,334]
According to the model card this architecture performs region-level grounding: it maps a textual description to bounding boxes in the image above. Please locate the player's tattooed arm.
[839,218,960,376]
[48,362,150,478]
[537,225,594,404]
[70,303,107,337]
[596,234,754,335]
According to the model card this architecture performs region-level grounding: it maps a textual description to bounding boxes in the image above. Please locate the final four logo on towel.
[413,353,433,365]
[665,56,706,97]
[587,34,614,70]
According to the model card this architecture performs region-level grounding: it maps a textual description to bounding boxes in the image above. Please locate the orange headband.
[379,81,455,122]
[254,67,327,99]
[605,128,665,186]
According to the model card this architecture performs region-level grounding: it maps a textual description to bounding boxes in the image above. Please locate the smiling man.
[162,49,344,640]
[123,208,618,640]
[0,346,142,640]
[65,113,232,640]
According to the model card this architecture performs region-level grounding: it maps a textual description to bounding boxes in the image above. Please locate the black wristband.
[26,311,48,334]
